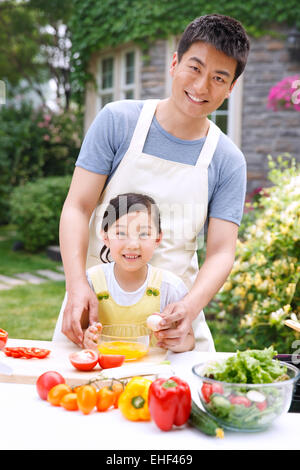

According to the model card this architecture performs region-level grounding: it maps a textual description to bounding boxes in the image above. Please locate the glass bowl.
[192,361,300,432]
[97,324,150,362]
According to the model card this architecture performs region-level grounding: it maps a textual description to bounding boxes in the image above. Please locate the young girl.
[82,192,195,352]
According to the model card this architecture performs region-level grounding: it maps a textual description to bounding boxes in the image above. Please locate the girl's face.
[101,210,162,272]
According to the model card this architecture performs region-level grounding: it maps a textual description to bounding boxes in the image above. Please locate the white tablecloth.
[1,350,299,450]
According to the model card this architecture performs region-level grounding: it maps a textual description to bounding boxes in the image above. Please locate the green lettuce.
[204,347,287,384]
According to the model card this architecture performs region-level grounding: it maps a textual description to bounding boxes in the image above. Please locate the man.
[58,14,250,350]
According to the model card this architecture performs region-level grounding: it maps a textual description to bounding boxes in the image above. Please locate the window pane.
[102,57,114,89]
[101,94,113,107]
[125,90,134,99]
[125,51,135,85]
[218,99,228,111]
[215,114,228,133]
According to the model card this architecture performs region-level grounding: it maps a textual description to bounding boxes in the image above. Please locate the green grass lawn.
[0,225,65,340]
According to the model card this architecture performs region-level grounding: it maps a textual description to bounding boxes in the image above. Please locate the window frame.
[97,46,141,109]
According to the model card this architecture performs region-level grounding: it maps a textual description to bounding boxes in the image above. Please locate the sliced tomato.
[98,354,125,369]
[3,346,50,359]
[69,349,99,371]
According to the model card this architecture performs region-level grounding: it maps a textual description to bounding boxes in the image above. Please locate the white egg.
[147,314,162,331]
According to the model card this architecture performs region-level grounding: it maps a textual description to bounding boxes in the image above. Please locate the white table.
[0,346,299,450]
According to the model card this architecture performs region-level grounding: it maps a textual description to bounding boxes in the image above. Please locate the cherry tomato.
[60,393,79,411]
[201,382,212,403]
[96,386,116,412]
[77,385,97,415]
[230,395,252,407]
[111,382,125,408]
[47,383,72,406]
[211,383,224,395]
[69,349,99,371]
[256,400,267,411]
[36,371,65,400]
[0,329,8,350]
[98,354,125,369]
[201,381,224,403]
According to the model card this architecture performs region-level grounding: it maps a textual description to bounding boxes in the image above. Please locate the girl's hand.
[83,322,103,350]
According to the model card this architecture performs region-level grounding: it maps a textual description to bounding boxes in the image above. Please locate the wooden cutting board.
[0,338,169,387]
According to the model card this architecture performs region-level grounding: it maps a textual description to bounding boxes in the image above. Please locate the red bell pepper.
[148,376,191,431]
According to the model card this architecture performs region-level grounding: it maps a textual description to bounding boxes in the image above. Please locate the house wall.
[242,26,300,193]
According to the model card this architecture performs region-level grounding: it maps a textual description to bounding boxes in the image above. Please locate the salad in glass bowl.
[192,347,300,432]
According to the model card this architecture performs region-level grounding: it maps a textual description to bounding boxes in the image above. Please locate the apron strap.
[127,99,160,155]
[147,266,163,290]
[88,265,108,296]
[195,119,221,169]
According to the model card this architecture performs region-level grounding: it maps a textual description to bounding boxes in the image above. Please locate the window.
[97,48,140,109]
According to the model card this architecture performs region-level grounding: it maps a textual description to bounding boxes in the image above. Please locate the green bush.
[10,175,72,252]
[0,102,82,224]
[214,155,300,352]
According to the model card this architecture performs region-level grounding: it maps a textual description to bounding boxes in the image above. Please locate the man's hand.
[155,300,194,351]
[62,282,99,346]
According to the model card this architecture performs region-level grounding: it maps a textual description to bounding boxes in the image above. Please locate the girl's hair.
[100,193,161,263]
[177,14,250,83]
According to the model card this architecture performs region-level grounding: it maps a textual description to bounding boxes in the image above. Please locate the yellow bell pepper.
[118,376,152,421]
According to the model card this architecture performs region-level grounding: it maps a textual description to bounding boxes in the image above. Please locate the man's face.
[170,41,237,120]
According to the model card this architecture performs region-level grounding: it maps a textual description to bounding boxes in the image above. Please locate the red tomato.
[230,395,252,407]
[211,383,224,395]
[201,382,224,403]
[0,329,8,350]
[256,400,267,411]
[201,382,213,403]
[36,371,65,400]
[69,349,99,371]
[98,354,125,369]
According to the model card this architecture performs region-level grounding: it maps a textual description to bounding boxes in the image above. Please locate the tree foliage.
[69,0,300,104]
[0,0,73,110]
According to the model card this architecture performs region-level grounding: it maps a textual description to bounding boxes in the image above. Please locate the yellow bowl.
[97,324,150,361]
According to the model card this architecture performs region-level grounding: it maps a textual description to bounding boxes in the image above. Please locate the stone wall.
[241,26,300,193]
[140,40,167,100]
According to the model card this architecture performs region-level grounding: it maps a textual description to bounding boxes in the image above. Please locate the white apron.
[54,99,220,351]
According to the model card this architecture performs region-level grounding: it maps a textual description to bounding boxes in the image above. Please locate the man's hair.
[177,14,250,82]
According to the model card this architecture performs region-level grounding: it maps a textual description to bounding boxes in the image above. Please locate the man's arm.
[184,217,238,318]
[158,218,238,348]
[59,167,108,345]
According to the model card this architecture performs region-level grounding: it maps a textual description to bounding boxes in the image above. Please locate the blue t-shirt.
[76,100,247,231]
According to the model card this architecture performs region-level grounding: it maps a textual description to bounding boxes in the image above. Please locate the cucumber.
[189,400,224,438]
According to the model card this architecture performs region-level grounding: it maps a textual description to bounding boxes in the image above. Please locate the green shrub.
[215,155,300,352]
[0,102,82,223]
[10,175,72,252]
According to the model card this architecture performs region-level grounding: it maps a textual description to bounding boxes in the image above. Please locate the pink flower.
[43,134,50,141]
[267,75,300,112]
